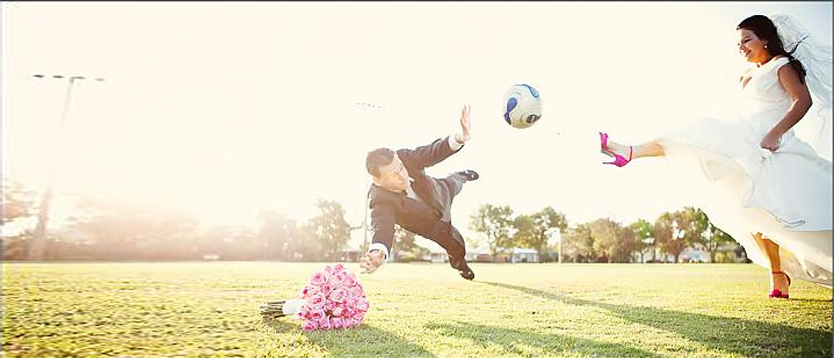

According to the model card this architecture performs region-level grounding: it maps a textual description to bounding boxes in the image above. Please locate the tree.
[257,210,298,261]
[2,178,39,260]
[296,224,325,262]
[469,204,514,257]
[511,214,537,248]
[561,224,594,262]
[654,210,704,263]
[392,225,428,262]
[527,207,568,262]
[629,219,654,263]
[2,231,32,260]
[71,198,200,260]
[588,218,624,263]
[200,224,260,261]
[674,206,715,263]
[691,208,734,262]
[2,177,37,225]
[305,199,350,261]
[613,226,640,263]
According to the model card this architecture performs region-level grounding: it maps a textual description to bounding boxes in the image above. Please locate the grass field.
[2,262,832,358]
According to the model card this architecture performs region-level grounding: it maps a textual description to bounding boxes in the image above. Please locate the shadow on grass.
[428,321,662,358]
[481,281,831,358]
[784,297,833,303]
[261,317,436,357]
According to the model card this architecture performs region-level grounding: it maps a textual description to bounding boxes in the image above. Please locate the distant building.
[425,244,450,263]
[635,242,748,263]
[464,246,492,263]
[338,230,366,262]
[678,247,709,263]
[337,244,362,262]
[414,238,543,264]
[425,244,496,263]
[509,248,540,263]
[493,247,540,263]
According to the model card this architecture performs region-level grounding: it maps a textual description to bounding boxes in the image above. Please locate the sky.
[3,2,832,250]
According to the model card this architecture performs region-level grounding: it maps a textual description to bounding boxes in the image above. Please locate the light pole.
[28,74,105,261]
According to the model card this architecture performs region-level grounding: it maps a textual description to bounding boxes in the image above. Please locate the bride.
[599,14,832,298]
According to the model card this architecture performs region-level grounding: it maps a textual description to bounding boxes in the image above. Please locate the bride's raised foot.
[599,132,633,167]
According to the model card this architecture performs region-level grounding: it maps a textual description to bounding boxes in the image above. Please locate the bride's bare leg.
[752,232,789,295]
[606,138,665,159]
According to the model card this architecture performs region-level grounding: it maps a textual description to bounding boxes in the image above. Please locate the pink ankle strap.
[600,132,609,150]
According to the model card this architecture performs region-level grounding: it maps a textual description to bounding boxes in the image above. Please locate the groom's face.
[373,154,409,192]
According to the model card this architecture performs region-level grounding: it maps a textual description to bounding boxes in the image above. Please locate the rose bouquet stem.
[260,299,305,320]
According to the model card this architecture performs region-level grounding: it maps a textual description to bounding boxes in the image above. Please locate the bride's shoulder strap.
[770,56,792,71]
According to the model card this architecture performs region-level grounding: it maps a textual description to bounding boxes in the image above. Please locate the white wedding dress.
[660,56,833,287]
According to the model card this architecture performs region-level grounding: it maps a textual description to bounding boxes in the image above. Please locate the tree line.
[3,177,741,262]
[2,177,356,260]
[469,204,741,263]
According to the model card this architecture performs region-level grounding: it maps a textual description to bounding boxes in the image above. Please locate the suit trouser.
[433,172,468,261]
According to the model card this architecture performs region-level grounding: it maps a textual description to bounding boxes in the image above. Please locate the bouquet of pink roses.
[260,263,369,331]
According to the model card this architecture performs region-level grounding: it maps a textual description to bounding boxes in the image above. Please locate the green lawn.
[2,262,831,358]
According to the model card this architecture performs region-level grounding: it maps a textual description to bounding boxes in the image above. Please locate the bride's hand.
[760,131,782,152]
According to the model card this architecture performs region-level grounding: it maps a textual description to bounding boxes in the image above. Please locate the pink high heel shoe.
[599,132,633,167]
[769,271,791,299]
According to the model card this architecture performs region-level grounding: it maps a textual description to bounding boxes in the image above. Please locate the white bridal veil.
[771,13,833,161]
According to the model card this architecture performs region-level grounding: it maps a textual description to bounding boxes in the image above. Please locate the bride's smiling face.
[737,28,770,64]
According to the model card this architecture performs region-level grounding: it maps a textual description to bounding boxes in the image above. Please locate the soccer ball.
[503,83,542,129]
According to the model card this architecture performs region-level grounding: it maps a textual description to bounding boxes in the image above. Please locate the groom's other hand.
[360,250,385,274]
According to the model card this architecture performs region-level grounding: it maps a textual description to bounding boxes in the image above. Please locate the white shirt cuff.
[448,133,464,151]
[369,242,390,262]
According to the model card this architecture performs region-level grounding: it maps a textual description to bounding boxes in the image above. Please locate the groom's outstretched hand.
[454,104,471,145]
[360,250,385,274]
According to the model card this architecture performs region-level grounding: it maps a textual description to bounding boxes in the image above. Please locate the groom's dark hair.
[737,15,807,83]
[366,148,395,177]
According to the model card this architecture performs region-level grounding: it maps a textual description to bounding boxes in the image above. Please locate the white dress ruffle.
[659,57,832,287]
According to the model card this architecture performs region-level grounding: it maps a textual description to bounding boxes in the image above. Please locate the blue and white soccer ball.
[503,83,542,129]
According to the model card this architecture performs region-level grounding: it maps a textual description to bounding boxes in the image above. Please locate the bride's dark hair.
[737,15,807,83]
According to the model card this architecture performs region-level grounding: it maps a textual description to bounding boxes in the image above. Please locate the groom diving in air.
[360,105,479,280]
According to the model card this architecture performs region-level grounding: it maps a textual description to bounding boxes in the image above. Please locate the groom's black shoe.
[458,169,479,182]
[448,255,475,281]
